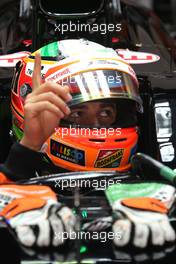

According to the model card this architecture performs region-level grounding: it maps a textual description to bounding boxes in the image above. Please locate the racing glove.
[82,216,112,232]
[0,184,76,247]
[105,182,176,248]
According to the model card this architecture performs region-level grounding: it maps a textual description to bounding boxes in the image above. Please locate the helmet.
[11,39,143,172]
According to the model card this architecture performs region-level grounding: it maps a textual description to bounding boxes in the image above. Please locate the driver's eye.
[69,111,82,118]
[99,110,113,117]
[100,110,109,117]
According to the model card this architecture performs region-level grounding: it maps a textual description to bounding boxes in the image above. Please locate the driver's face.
[65,102,117,127]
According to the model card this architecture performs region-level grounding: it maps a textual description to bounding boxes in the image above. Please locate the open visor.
[60,99,138,128]
[58,69,143,112]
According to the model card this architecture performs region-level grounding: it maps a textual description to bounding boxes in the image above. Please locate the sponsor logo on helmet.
[46,68,71,82]
[87,60,120,67]
[25,62,51,77]
[94,149,124,168]
[50,140,85,166]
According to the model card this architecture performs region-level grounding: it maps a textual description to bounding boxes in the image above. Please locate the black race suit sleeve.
[0,142,42,181]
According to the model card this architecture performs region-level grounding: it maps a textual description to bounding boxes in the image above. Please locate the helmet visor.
[58,69,143,112]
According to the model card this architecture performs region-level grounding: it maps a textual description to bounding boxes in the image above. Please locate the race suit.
[0,142,42,183]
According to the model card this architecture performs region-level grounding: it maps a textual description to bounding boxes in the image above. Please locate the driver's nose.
[84,116,100,127]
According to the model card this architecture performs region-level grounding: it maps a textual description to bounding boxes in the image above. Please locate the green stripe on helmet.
[39,41,59,57]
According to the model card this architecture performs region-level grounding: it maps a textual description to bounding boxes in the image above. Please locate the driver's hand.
[106,182,176,248]
[20,52,72,151]
[0,184,76,247]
